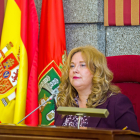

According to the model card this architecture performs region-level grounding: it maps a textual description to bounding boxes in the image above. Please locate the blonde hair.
[57,45,120,108]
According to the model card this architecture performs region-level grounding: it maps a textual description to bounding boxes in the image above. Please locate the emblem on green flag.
[38,62,61,125]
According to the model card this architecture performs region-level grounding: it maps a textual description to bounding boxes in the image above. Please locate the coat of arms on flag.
[0,42,19,106]
[38,53,66,125]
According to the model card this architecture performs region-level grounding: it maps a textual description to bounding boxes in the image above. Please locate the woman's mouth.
[73,76,80,79]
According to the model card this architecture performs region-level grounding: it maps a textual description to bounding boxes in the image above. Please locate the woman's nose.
[73,65,79,73]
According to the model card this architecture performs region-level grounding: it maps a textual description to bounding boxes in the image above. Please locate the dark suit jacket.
[55,93,139,132]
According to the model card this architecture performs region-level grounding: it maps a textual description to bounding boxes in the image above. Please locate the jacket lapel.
[88,98,110,128]
[55,114,66,126]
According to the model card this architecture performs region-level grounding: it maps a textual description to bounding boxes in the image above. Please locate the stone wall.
[34,0,140,56]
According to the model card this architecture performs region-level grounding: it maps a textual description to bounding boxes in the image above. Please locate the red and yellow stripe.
[104,0,140,26]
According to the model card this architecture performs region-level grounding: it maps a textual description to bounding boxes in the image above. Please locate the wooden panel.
[0,125,140,140]
[0,135,93,140]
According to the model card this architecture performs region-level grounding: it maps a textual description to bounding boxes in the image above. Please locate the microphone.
[17,94,56,124]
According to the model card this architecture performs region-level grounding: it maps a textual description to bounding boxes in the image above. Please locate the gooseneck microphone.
[17,94,56,124]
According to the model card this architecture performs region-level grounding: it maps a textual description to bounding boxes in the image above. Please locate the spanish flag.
[0,0,38,126]
[104,0,140,26]
[38,0,66,125]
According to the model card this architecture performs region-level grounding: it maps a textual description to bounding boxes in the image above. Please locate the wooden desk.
[0,124,140,140]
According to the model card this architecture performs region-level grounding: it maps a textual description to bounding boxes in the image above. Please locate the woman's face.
[69,52,93,91]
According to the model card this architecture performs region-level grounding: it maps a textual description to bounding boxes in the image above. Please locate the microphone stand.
[17,94,56,124]
[76,113,83,129]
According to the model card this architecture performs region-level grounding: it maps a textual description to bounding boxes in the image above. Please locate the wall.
[34,0,140,56]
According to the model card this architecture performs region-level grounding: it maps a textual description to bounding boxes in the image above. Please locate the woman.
[55,45,139,132]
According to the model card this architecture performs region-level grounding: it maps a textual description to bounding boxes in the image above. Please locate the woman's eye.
[81,64,86,67]
[70,65,74,68]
